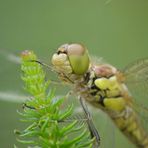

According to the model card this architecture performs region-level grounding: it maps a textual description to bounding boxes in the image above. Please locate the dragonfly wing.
[123,58,148,132]
[134,103,148,131]
[123,58,148,108]
[123,58,148,81]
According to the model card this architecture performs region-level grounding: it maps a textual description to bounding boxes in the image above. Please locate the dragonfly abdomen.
[113,106,148,148]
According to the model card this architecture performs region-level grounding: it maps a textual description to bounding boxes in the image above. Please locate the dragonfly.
[49,43,148,148]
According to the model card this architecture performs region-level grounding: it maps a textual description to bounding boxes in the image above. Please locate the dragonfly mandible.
[50,43,148,148]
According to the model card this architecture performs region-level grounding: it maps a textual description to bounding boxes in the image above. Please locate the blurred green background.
[0,0,148,147]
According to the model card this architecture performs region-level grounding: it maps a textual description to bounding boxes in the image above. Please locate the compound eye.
[67,44,85,56]
[66,43,90,75]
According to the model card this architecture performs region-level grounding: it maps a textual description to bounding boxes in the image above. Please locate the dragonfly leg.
[22,103,36,110]
[78,96,101,148]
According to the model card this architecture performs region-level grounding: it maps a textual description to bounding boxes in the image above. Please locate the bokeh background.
[0,0,148,147]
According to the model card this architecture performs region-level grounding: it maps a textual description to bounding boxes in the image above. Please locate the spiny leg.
[79,96,101,148]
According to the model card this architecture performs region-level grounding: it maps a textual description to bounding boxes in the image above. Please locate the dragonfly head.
[51,43,90,76]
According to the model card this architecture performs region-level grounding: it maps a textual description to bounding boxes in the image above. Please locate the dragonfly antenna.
[28,59,65,85]
[29,59,55,72]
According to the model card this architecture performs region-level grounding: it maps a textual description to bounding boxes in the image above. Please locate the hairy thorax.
[73,64,132,117]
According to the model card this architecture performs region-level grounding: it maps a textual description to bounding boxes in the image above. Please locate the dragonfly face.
[51,43,90,78]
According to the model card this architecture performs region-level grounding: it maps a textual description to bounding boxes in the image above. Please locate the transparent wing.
[123,57,148,108]
[133,102,148,132]
[123,58,148,132]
